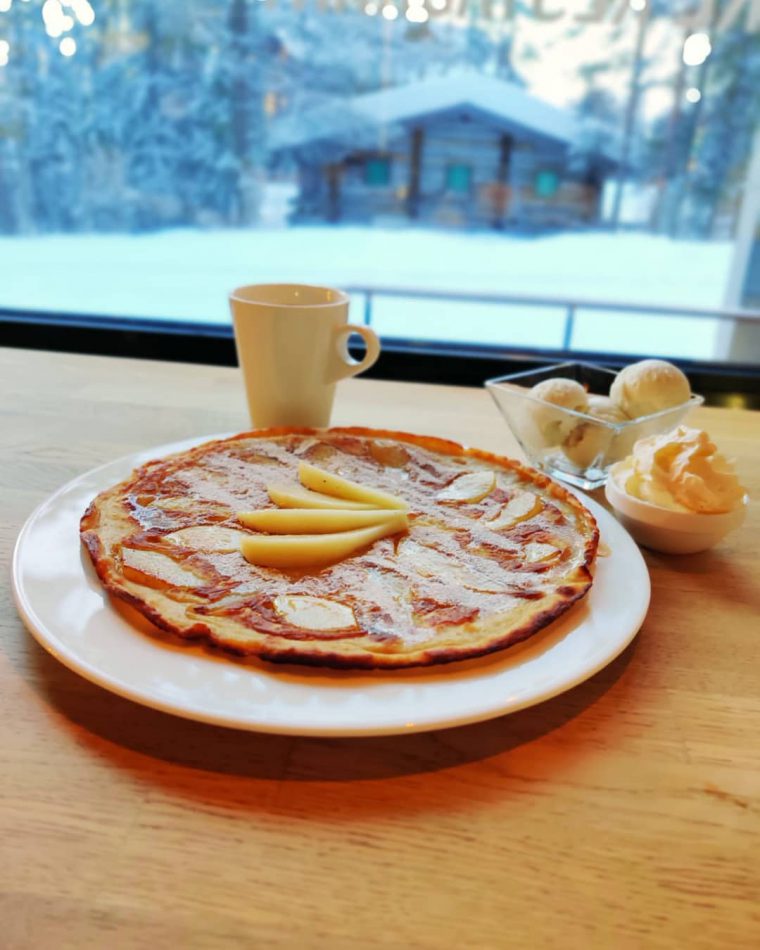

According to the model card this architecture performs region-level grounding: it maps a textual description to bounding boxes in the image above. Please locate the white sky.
[508,9,684,119]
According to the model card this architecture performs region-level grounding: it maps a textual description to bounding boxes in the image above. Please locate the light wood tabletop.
[2,346,759,949]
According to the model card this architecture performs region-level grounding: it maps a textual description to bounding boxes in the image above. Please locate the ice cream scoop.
[610,359,691,419]
[586,394,629,424]
[562,395,629,468]
[528,377,589,443]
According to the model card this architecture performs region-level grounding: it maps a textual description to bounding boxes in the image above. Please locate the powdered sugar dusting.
[119,432,594,650]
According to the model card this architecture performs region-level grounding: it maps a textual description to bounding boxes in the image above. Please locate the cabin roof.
[270,73,619,164]
[352,74,577,143]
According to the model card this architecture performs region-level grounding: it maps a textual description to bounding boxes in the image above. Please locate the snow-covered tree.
[0,0,757,238]
[687,16,760,237]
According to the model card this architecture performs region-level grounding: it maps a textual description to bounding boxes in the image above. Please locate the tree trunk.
[610,3,651,229]
[407,127,424,220]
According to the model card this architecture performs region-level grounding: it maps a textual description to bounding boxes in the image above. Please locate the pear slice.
[298,461,408,510]
[524,541,562,563]
[165,525,248,552]
[369,440,410,468]
[487,491,544,530]
[267,484,375,511]
[238,507,401,534]
[436,471,495,503]
[121,548,204,589]
[240,512,408,569]
[273,595,356,631]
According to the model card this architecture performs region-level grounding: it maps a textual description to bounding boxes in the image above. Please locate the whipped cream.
[611,426,745,514]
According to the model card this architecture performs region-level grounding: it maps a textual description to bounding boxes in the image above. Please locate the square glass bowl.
[486,361,703,490]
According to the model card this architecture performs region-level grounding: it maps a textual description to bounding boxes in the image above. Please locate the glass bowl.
[485,361,704,490]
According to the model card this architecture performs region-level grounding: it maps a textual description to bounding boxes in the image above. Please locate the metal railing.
[346,285,760,352]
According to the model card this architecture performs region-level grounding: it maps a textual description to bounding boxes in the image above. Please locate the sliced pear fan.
[267,484,376,510]
[436,471,495,503]
[298,461,408,510]
[238,507,402,534]
[240,513,409,569]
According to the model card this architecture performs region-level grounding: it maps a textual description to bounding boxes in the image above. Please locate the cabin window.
[364,158,391,187]
[446,164,473,194]
[534,170,560,199]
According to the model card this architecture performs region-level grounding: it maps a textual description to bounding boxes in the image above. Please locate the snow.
[0,223,733,360]
[349,74,582,150]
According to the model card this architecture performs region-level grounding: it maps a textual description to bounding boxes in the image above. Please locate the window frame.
[3,307,758,409]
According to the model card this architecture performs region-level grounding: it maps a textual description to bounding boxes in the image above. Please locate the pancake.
[80,427,599,669]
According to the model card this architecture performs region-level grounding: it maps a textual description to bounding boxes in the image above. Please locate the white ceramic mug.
[229,283,380,428]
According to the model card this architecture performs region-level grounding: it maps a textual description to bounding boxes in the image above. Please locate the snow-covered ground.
[0,227,733,360]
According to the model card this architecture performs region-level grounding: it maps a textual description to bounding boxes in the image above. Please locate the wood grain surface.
[1,347,759,949]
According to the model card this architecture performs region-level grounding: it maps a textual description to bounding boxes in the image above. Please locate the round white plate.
[12,436,650,737]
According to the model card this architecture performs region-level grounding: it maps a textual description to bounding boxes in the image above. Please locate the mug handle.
[329,324,381,382]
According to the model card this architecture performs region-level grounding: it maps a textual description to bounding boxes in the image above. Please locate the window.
[364,157,391,187]
[743,227,760,309]
[534,170,560,199]
[445,163,472,194]
[1,1,759,384]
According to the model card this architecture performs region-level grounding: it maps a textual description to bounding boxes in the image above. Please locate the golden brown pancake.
[80,428,598,669]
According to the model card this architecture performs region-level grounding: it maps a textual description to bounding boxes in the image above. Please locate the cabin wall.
[290,113,606,230]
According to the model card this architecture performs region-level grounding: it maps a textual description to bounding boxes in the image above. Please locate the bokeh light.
[406,0,429,23]
[683,33,712,67]
[75,3,96,28]
[38,1,96,43]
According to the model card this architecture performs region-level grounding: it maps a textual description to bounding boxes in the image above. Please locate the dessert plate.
[12,436,650,737]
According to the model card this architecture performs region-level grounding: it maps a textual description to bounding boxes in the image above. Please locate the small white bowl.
[605,477,748,554]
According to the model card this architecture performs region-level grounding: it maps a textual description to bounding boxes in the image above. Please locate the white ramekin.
[604,477,748,554]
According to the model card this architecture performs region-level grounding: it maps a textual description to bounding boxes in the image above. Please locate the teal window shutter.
[365,158,391,186]
[446,164,472,193]
[534,170,560,198]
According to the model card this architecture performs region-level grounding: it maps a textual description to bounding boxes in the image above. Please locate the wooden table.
[2,347,759,949]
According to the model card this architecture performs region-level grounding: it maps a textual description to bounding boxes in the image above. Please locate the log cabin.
[269,74,619,231]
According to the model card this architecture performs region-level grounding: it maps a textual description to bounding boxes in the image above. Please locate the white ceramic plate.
[12,436,650,737]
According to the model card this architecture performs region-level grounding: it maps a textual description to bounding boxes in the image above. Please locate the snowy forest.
[0,0,758,239]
